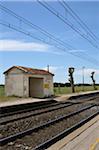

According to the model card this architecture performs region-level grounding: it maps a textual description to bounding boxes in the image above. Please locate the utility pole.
[68,67,75,93]
[47,65,49,72]
[82,66,85,91]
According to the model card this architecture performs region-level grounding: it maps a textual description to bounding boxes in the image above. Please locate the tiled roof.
[4,66,54,76]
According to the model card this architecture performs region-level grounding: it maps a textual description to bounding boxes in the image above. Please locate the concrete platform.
[47,115,99,150]
[54,90,99,102]
[0,90,99,108]
[0,97,52,108]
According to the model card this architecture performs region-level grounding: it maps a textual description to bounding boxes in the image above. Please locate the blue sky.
[0,0,99,84]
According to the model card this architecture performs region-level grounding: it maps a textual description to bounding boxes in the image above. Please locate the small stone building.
[4,66,54,98]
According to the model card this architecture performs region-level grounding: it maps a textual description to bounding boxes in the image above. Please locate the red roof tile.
[4,66,54,76]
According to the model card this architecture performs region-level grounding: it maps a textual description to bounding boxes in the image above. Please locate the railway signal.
[68,67,75,93]
[90,71,96,90]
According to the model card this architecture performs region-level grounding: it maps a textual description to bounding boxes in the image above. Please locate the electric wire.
[62,0,98,41]
[0,3,75,50]
[0,20,99,66]
[59,0,98,43]
[0,3,99,65]
[38,0,99,50]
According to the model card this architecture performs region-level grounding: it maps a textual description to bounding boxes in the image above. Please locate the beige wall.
[5,68,54,98]
[5,68,24,97]
[43,75,54,97]
[23,75,29,97]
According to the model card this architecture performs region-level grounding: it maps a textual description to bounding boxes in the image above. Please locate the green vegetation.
[54,85,99,95]
[0,84,99,102]
[0,85,5,96]
[0,85,20,102]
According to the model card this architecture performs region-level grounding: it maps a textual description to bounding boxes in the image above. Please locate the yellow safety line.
[90,138,99,150]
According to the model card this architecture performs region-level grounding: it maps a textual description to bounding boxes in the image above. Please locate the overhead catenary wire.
[38,0,98,49]
[0,4,95,53]
[0,20,99,66]
[0,3,75,50]
[38,0,99,50]
[59,0,98,42]
[0,20,84,55]
[0,20,46,43]
[1,2,98,51]
[0,3,99,66]
[0,3,98,53]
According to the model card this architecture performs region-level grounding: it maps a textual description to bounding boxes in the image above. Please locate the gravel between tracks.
[1,107,98,150]
[1,94,99,123]
[0,103,93,138]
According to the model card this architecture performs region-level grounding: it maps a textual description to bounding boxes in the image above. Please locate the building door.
[29,77,44,98]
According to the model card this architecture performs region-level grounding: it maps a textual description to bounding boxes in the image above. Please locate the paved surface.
[0,90,99,107]
[54,90,99,102]
[0,97,52,107]
[47,115,99,150]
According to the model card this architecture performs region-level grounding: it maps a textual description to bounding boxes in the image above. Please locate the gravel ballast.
[1,107,98,150]
[0,103,94,138]
[0,94,99,150]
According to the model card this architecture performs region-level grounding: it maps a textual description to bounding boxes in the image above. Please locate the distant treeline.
[0,83,99,88]
[0,84,4,87]
[54,82,71,87]
[54,82,99,87]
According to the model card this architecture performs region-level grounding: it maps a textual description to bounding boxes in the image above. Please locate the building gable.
[4,67,24,75]
[4,66,54,76]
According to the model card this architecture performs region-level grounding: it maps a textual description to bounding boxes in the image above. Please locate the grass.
[0,85,5,96]
[0,85,99,102]
[0,85,21,102]
[54,85,99,95]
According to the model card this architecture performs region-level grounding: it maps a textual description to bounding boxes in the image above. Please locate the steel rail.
[34,111,99,150]
[1,98,97,125]
[0,103,73,125]
[68,92,99,100]
[0,100,59,118]
[0,104,96,146]
[1,93,99,118]
[70,95,99,103]
[1,95,99,124]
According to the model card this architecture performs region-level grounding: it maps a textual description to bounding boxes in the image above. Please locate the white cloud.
[69,49,85,53]
[0,39,49,52]
[0,39,67,55]
[75,68,99,76]
[43,66,58,73]
[43,66,64,74]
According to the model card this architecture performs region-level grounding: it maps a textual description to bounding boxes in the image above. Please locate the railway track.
[0,100,58,118]
[68,92,99,100]
[1,102,89,139]
[0,102,73,125]
[34,112,98,150]
[1,94,99,125]
[1,93,99,118]
[70,94,99,103]
[0,104,98,149]
[0,94,99,149]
